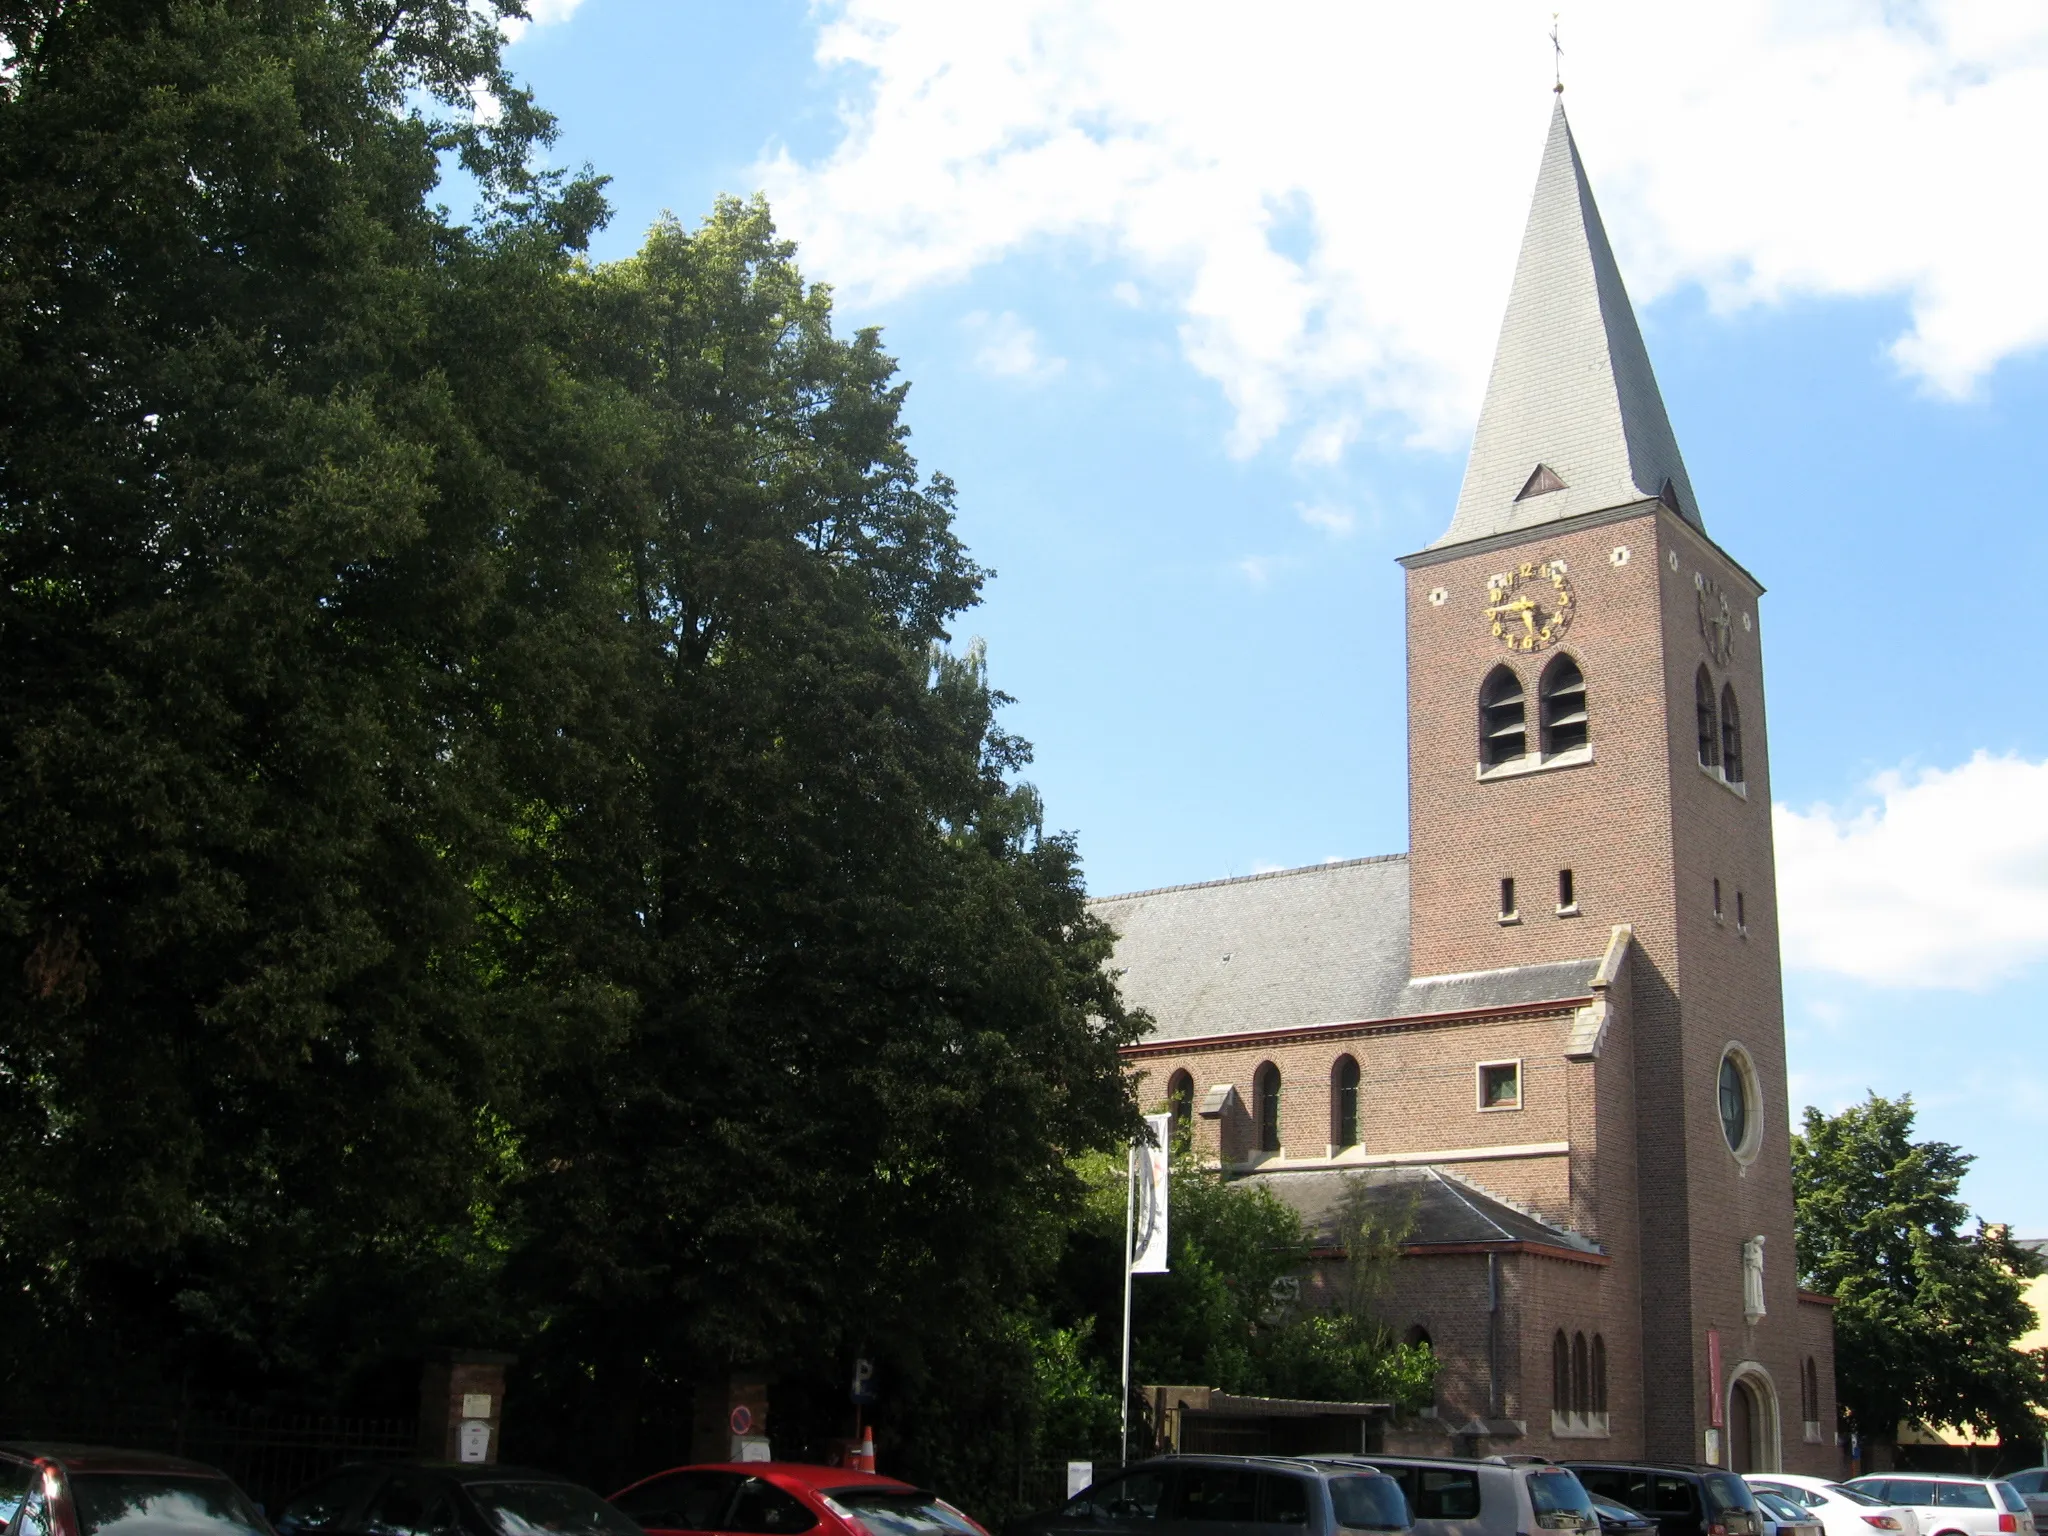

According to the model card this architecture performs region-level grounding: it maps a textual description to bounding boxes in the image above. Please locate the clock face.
[1486,559,1574,652]
[1696,572,1733,663]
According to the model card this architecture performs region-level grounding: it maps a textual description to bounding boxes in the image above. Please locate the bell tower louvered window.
[1480,666,1526,768]
[1695,666,1720,769]
[1720,683,1745,784]
[1539,654,1588,756]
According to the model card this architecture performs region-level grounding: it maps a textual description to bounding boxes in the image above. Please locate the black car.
[275,1463,643,1536]
[1005,1455,1410,1536]
[1560,1466,1761,1536]
[1589,1499,1658,1536]
[0,1443,271,1536]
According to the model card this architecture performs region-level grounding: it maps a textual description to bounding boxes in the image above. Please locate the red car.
[609,1463,989,1536]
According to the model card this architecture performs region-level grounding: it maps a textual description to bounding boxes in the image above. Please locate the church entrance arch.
[1725,1364,1780,1472]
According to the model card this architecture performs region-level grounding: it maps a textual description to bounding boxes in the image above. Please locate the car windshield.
[1828,1488,1884,1509]
[1329,1477,1407,1533]
[1531,1471,1596,1526]
[819,1491,980,1536]
[1995,1487,2026,1516]
[68,1475,269,1536]
[468,1482,644,1536]
[1705,1478,1759,1515]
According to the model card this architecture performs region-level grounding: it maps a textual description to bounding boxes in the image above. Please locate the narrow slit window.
[1539,654,1589,756]
[1696,666,1720,769]
[1553,1331,1571,1414]
[1713,878,1723,919]
[1254,1062,1282,1154]
[1720,683,1745,784]
[1592,1335,1608,1414]
[1332,1055,1361,1150]
[1167,1069,1195,1149]
[1558,868,1575,910]
[1500,876,1517,919]
[1480,665,1527,768]
[1572,1332,1590,1415]
[1736,890,1747,930]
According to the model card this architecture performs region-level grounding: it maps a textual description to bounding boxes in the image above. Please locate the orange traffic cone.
[856,1429,875,1473]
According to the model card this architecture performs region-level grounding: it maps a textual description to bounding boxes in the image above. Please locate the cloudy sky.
[499,0,2048,1229]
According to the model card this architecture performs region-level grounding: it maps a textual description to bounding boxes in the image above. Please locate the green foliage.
[0,0,1143,1499]
[1792,1093,2048,1446]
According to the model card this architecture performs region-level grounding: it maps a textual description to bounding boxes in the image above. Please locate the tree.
[0,0,604,1401]
[480,201,1146,1491]
[1792,1093,2048,1451]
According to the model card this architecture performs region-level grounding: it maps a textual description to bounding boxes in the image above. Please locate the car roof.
[1563,1462,1725,1475]
[622,1465,920,1494]
[0,1446,233,1478]
[1145,1454,1378,1477]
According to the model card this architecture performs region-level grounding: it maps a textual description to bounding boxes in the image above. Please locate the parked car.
[1348,1454,1595,1536]
[1004,1455,1409,1536]
[1752,1489,1824,1536]
[1843,1479,2035,1536]
[1589,1497,1660,1536]
[275,1462,641,1536]
[614,1464,990,1536]
[1562,1463,1763,1536]
[2000,1476,2048,1531]
[0,1444,271,1536]
[1746,1474,1920,1536]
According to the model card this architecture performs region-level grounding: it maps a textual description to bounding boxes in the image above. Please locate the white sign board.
[1067,1463,1093,1500]
[458,1420,491,1464]
[732,1436,772,1463]
[461,1394,493,1420]
[1130,1113,1171,1273]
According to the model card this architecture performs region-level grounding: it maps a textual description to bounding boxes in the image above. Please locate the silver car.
[1350,1456,1598,1536]
[1844,1479,2035,1536]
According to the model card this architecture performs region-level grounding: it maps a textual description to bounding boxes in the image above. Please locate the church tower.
[1399,100,1825,1467]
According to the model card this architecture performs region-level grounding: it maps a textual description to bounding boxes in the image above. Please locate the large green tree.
[1792,1093,2048,1452]
[487,201,1145,1492]
[0,0,605,1397]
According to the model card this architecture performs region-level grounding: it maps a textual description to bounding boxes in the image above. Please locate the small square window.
[1478,1060,1522,1111]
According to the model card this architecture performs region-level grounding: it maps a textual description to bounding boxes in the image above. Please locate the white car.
[1747,1476,1922,1536]
[1844,1478,2035,1536]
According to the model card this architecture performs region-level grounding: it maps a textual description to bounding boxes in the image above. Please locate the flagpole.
[1120,1139,1135,1468]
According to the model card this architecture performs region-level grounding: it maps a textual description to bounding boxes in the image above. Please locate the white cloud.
[1298,502,1355,537]
[1774,753,2048,989]
[761,1,2048,457]
[1234,555,1291,588]
[960,309,1066,381]
[500,0,587,44]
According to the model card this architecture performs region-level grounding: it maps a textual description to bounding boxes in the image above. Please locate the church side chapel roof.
[1434,100,1703,549]
[1092,857,1604,1042]
[1247,1164,1599,1255]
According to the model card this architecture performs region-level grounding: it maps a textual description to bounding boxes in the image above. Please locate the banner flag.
[1130,1112,1172,1273]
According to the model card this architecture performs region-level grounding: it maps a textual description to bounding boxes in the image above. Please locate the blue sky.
[495,2,2048,1231]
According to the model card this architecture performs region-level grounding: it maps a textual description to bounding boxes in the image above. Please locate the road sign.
[850,1358,877,1405]
[729,1404,753,1437]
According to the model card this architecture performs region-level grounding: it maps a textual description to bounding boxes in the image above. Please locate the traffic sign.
[850,1358,877,1405]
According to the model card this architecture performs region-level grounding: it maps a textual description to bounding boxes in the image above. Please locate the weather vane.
[1550,14,1564,93]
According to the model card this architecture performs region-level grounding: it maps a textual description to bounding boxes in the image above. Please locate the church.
[1096,102,1838,1475]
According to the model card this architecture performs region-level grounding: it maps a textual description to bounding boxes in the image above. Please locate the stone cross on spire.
[1434,100,1702,549]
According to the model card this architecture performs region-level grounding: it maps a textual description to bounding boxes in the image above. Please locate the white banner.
[1130,1112,1172,1273]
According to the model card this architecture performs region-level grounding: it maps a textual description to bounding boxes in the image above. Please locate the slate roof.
[1091,857,1602,1042]
[1090,857,1411,1042]
[1435,100,1702,550]
[1245,1164,1598,1254]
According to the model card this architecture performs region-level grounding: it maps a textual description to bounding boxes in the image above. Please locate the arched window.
[1720,683,1745,784]
[1572,1331,1590,1415]
[1332,1055,1361,1150]
[1696,666,1720,769]
[1167,1069,1195,1150]
[1591,1335,1608,1414]
[1539,654,1589,756]
[1407,1324,1433,1351]
[1802,1356,1819,1424]
[1254,1063,1282,1154]
[1480,666,1527,768]
[1552,1330,1571,1415]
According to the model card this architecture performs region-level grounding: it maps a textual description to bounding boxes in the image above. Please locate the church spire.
[1434,100,1702,549]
